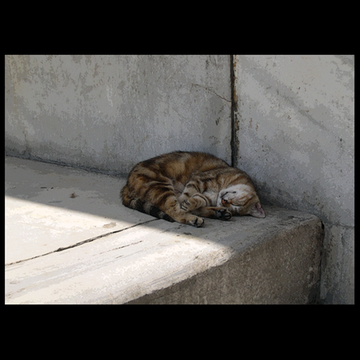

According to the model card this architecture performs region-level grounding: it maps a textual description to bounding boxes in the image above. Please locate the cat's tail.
[121,185,174,222]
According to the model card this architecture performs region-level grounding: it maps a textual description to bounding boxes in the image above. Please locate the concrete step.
[5,156,324,304]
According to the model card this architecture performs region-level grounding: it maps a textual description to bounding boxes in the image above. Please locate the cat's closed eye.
[221,191,236,197]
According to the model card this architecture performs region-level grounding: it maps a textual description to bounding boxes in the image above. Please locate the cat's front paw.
[180,194,208,212]
[188,215,205,227]
[216,208,232,220]
[181,199,198,212]
[180,199,191,212]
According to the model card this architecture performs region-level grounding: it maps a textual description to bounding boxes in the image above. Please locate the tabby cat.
[121,151,265,227]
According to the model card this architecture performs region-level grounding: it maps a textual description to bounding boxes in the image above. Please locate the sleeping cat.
[121,151,265,227]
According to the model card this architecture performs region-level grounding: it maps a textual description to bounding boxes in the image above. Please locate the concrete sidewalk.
[5,156,324,304]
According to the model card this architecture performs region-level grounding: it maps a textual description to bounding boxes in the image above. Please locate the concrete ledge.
[5,156,324,304]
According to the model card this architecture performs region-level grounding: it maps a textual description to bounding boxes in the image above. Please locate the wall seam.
[230,55,239,168]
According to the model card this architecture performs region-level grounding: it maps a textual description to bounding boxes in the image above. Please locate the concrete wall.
[5,55,231,174]
[234,55,354,304]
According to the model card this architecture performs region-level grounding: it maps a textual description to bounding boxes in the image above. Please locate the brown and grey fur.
[121,151,265,227]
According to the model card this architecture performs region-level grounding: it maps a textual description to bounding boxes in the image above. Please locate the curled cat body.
[121,151,265,227]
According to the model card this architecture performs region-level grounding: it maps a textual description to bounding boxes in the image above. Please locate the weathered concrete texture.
[234,55,354,303]
[5,55,231,174]
[5,157,323,304]
[5,156,151,264]
[129,216,323,304]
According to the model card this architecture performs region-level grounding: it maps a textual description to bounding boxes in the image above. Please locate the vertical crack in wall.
[230,55,239,168]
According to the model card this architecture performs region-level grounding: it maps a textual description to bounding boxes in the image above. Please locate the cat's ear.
[249,202,266,218]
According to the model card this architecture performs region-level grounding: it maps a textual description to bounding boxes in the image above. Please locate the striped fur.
[121,151,265,227]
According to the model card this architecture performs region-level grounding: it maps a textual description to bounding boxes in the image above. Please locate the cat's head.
[217,184,265,218]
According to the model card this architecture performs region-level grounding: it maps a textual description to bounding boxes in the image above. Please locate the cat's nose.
[221,198,227,205]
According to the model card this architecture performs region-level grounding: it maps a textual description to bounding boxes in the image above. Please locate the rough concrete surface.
[234,55,354,304]
[5,156,323,304]
[5,55,231,174]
